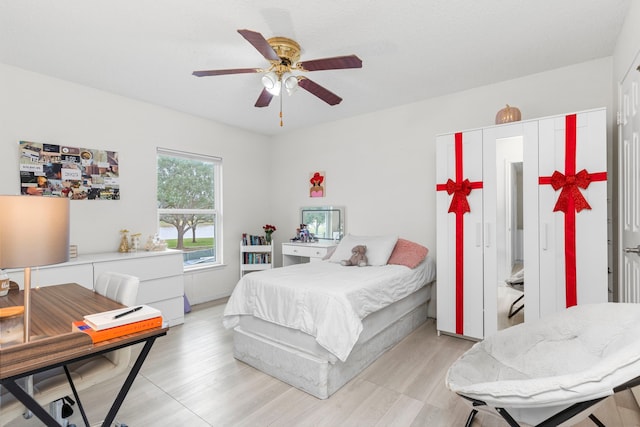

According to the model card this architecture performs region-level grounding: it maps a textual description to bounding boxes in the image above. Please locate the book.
[72,316,163,343]
[83,304,161,331]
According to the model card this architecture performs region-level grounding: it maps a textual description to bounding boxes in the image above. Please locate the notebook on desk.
[83,304,162,330]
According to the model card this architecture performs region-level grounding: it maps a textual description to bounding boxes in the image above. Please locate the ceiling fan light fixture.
[261,71,280,95]
[267,81,281,96]
[283,74,298,96]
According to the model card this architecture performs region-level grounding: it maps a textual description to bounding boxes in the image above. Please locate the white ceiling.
[0,0,631,136]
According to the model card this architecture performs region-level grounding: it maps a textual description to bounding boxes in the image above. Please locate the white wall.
[613,0,640,83]
[0,63,271,304]
[0,54,619,305]
[270,57,614,265]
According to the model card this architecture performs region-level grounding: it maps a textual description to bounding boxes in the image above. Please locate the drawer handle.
[293,249,298,253]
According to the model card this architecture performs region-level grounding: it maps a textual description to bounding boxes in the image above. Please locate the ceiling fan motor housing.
[267,37,301,66]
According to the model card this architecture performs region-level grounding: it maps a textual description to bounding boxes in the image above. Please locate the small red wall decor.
[309,171,325,198]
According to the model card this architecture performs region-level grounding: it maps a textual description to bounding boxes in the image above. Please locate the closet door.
[537,109,608,316]
[482,122,537,337]
[436,130,484,339]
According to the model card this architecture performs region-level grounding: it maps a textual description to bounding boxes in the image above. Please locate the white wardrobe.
[436,108,608,339]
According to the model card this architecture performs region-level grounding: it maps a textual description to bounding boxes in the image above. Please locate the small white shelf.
[240,242,273,277]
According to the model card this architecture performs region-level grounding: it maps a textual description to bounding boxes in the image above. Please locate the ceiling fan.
[192,29,363,110]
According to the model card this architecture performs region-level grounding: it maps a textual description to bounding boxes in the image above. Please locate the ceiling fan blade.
[192,68,261,77]
[298,55,362,72]
[238,29,280,62]
[254,88,274,108]
[298,78,342,106]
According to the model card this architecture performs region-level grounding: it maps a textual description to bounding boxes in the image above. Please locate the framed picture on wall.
[19,141,120,200]
[309,171,325,198]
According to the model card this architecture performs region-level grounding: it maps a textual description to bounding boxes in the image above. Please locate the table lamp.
[0,195,70,342]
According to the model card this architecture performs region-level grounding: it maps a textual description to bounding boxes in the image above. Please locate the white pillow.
[329,234,398,266]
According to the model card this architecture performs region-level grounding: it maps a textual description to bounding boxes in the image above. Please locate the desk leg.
[101,336,158,427]
[64,365,91,427]
[1,379,60,427]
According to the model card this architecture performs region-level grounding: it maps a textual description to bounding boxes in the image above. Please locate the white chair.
[0,272,140,426]
[447,303,640,427]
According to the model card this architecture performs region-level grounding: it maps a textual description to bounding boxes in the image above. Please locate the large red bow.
[549,169,592,213]
[445,178,473,214]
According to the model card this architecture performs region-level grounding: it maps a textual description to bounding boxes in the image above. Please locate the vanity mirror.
[300,206,345,240]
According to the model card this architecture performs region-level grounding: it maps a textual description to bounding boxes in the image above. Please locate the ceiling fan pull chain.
[280,90,284,127]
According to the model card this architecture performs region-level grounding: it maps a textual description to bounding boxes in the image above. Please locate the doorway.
[619,52,640,304]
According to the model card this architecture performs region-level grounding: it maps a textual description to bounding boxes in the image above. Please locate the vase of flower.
[263,224,276,245]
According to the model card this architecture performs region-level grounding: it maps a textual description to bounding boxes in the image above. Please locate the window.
[157,148,222,269]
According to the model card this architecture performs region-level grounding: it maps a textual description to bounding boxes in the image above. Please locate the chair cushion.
[446,303,640,408]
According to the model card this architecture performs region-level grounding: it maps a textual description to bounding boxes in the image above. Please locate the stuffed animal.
[341,245,368,267]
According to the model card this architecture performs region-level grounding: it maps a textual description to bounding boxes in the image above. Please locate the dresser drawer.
[93,253,183,282]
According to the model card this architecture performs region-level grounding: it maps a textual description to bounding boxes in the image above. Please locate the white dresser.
[282,241,337,266]
[5,250,185,326]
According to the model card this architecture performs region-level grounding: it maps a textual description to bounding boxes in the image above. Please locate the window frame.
[156,148,223,270]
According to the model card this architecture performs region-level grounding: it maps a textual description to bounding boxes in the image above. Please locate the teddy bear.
[341,245,368,267]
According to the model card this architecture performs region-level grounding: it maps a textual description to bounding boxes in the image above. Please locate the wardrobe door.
[482,122,537,336]
[436,130,484,339]
[537,109,608,316]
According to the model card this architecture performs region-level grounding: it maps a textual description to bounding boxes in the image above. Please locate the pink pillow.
[387,238,429,268]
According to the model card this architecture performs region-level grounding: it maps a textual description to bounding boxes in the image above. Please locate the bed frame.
[231,283,433,399]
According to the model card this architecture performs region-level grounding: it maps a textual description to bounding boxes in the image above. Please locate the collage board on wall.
[19,141,120,200]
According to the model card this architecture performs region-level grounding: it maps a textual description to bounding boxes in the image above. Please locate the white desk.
[282,241,337,266]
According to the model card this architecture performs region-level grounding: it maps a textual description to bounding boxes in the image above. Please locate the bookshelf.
[240,234,273,277]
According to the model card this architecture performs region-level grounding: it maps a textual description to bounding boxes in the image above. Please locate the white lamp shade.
[283,74,298,95]
[0,196,70,268]
[261,72,278,89]
[266,81,281,96]
[262,72,282,96]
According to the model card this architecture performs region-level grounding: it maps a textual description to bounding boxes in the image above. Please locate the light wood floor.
[5,300,640,427]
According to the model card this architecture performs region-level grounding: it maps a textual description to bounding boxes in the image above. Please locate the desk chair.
[0,272,140,427]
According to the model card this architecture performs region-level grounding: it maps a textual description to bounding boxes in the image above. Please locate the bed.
[223,236,436,399]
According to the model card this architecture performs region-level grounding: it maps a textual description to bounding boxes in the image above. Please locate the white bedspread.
[223,257,435,362]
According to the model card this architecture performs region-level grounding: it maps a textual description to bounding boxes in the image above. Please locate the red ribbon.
[540,169,607,213]
[538,114,606,307]
[443,178,474,214]
[436,132,482,335]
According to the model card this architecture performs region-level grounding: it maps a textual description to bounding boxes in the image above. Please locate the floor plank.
[3,299,639,426]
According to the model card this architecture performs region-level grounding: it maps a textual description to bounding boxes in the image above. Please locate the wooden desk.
[0,283,168,426]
